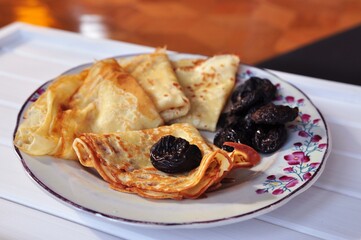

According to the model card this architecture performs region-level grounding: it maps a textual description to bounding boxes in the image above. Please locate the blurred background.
[1,0,361,65]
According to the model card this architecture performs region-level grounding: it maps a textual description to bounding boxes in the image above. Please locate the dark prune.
[231,77,277,105]
[230,90,264,115]
[252,125,287,153]
[214,127,239,149]
[217,111,243,128]
[150,135,202,174]
[231,77,260,103]
[213,125,253,150]
[215,76,295,154]
[225,112,255,132]
[251,103,299,125]
[257,78,277,103]
[223,110,256,131]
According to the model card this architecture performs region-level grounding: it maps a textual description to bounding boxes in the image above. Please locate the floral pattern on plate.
[237,70,329,196]
[255,111,327,195]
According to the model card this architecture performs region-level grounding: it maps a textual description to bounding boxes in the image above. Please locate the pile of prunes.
[214,76,299,154]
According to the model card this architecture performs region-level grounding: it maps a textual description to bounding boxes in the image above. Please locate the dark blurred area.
[257,25,361,85]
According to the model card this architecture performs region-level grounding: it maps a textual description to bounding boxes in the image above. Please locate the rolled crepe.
[171,54,240,131]
[118,50,190,122]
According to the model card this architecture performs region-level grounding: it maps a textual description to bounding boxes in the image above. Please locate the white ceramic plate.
[13,53,330,228]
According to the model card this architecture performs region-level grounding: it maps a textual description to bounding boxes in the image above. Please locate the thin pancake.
[68,59,163,133]
[171,54,240,131]
[73,123,233,199]
[111,149,230,199]
[118,50,190,122]
[14,70,88,156]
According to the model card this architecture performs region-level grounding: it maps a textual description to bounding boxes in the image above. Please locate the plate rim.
[12,53,331,228]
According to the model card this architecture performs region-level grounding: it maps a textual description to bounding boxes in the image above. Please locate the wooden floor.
[1,0,361,64]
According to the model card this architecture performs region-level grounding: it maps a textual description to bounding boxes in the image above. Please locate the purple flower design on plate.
[256,174,299,195]
[284,151,310,165]
[274,93,305,108]
[30,87,46,102]
[256,85,327,195]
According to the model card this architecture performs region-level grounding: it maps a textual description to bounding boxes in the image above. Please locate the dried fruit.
[251,103,299,125]
[230,90,264,115]
[214,128,240,152]
[229,77,277,117]
[213,122,254,151]
[150,135,202,174]
[231,77,276,104]
[252,124,287,153]
[214,76,295,154]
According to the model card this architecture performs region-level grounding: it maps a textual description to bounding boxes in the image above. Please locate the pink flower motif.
[313,119,321,124]
[301,114,311,123]
[36,88,45,95]
[256,189,267,194]
[285,96,295,103]
[311,135,322,142]
[297,99,304,104]
[275,83,281,89]
[298,131,309,137]
[318,143,327,149]
[303,172,312,181]
[30,88,46,102]
[267,175,276,180]
[246,70,252,75]
[283,167,294,173]
[286,179,299,188]
[284,151,310,165]
[294,142,302,147]
[272,189,284,195]
[310,162,320,168]
[279,175,296,182]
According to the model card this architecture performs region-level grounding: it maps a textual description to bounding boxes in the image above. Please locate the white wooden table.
[1,22,361,240]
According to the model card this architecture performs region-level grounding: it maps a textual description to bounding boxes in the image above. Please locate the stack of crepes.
[14,49,261,199]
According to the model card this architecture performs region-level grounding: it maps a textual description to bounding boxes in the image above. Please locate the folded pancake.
[118,50,190,122]
[73,123,234,199]
[111,149,231,200]
[14,59,163,160]
[171,54,240,131]
[68,59,163,133]
[14,70,88,156]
